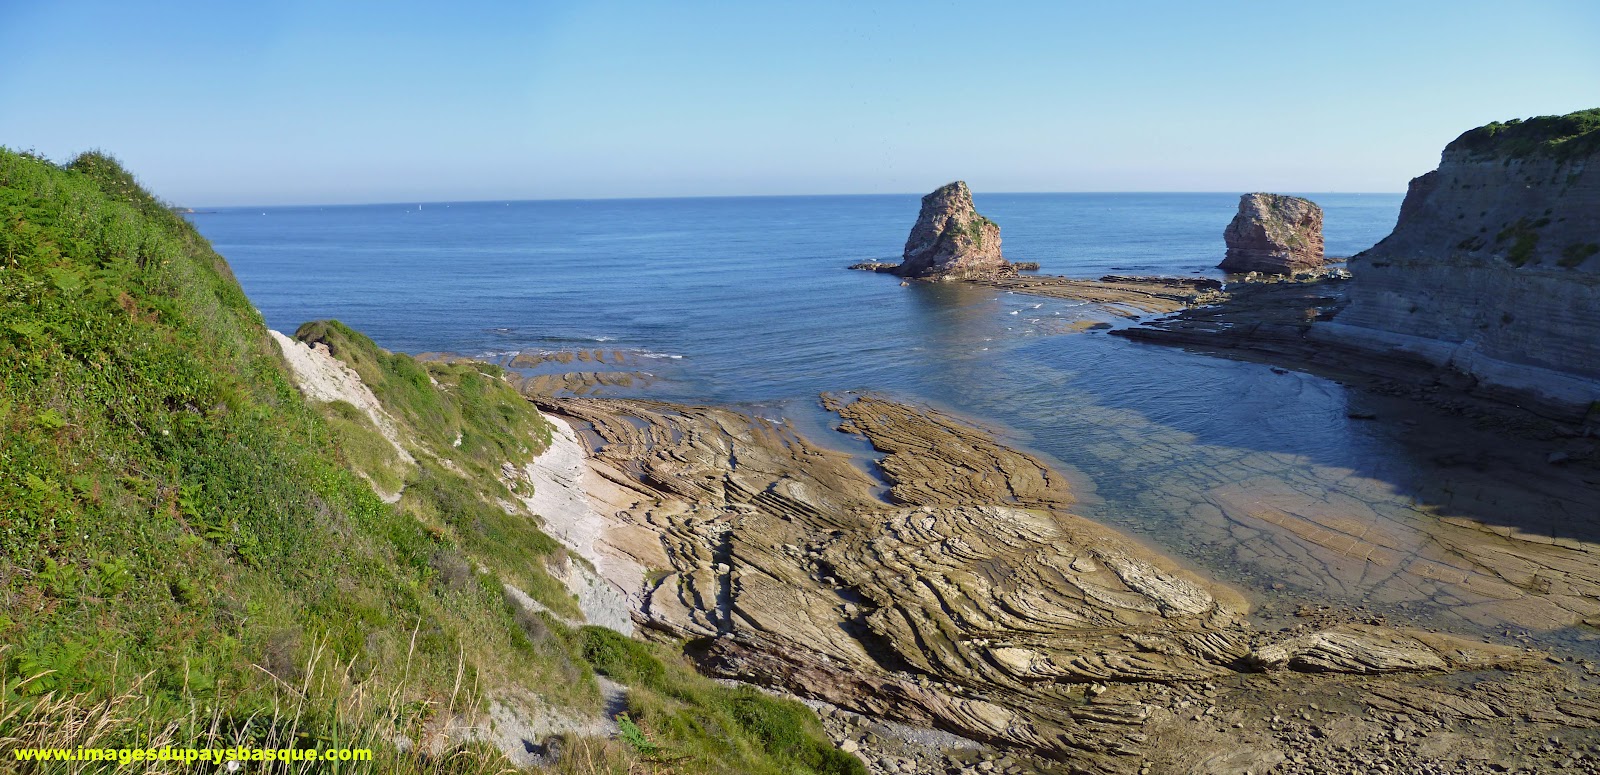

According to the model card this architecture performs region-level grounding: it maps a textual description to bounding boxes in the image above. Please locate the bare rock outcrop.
[1317,109,1600,416]
[894,181,1011,279]
[972,274,1225,316]
[1219,193,1325,274]
[535,392,1555,771]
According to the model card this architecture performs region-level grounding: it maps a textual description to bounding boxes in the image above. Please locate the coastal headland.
[8,111,1600,775]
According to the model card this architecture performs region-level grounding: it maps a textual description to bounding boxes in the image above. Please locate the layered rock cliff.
[1317,109,1600,415]
[894,181,1011,279]
[1219,193,1325,274]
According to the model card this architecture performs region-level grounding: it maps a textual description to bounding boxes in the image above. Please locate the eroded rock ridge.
[534,393,1562,772]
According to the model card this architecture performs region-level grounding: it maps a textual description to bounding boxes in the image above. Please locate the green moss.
[1494,218,1545,267]
[1559,242,1600,269]
[1448,108,1600,161]
[939,216,991,250]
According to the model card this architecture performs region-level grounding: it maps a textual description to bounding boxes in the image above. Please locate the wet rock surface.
[1220,193,1325,275]
[532,392,1596,773]
[1109,279,1600,637]
[1118,274,1600,425]
[969,274,1226,316]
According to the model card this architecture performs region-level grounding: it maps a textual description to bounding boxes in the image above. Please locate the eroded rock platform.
[532,392,1596,773]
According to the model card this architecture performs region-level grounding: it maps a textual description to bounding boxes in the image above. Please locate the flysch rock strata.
[1317,109,1600,416]
[533,392,1576,772]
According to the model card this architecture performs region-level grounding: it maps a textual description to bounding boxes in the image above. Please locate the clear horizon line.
[189,189,1408,210]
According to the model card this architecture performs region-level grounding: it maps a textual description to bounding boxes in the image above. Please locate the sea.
[191,191,1570,637]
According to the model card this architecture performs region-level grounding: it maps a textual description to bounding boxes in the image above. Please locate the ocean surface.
[193,191,1574,634]
[195,192,1399,401]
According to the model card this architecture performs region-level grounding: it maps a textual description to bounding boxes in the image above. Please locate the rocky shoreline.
[507,383,1600,774]
[969,274,1226,316]
[508,112,1600,773]
[1112,275,1600,431]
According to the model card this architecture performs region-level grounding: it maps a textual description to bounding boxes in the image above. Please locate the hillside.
[1445,107,1600,160]
[0,149,860,775]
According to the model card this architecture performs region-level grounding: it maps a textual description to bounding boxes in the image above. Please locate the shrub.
[1448,108,1600,161]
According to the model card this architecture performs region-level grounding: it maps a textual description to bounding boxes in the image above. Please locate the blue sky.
[1,1,1596,205]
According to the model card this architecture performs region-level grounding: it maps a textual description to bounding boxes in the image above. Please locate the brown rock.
[534,392,1572,770]
[970,274,1226,317]
[895,182,1011,279]
[1220,193,1325,274]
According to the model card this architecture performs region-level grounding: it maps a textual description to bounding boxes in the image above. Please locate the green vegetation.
[0,149,853,774]
[942,216,994,250]
[294,319,551,480]
[1448,108,1600,161]
[579,628,865,775]
[1559,242,1599,269]
[317,399,410,495]
[288,319,576,619]
[1494,217,1546,267]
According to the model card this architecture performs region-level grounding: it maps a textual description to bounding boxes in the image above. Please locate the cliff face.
[1318,109,1600,413]
[1219,193,1325,274]
[896,181,1010,279]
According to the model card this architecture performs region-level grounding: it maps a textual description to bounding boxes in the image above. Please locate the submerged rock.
[895,181,1011,279]
[1220,193,1325,274]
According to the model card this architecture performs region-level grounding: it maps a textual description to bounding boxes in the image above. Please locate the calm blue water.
[195,192,1398,401]
[205,192,1568,629]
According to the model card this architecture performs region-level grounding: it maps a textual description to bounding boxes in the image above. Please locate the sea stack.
[1219,193,1325,274]
[1316,108,1600,415]
[895,181,1011,279]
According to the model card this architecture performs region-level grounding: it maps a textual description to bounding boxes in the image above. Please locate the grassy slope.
[1447,107,1600,160]
[0,149,861,775]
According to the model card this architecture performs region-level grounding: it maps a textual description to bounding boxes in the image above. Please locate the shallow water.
[191,192,1600,645]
